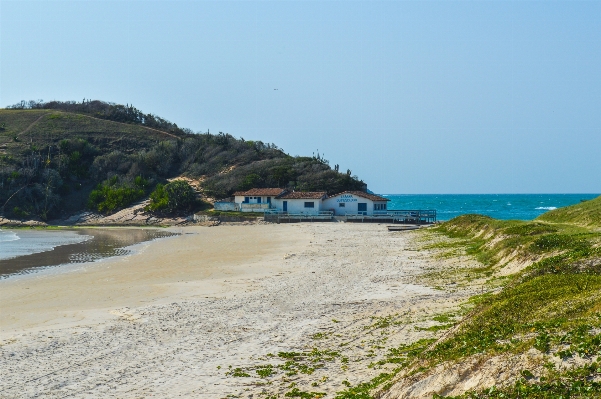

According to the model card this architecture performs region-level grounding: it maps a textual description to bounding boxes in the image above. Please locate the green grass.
[427,274,601,362]
[411,202,601,398]
[0,109,170,151]
[537,195,601,227]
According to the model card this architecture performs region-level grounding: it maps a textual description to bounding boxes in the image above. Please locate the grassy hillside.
[537,195,601,227]
[0,102,365,220]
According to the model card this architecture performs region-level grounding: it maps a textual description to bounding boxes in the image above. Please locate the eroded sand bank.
[0,223,479,398]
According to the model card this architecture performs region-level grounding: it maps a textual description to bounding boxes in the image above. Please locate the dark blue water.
[382,194,599,221]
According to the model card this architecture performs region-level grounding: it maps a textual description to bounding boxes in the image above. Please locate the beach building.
[232,188,387,215]
[322,191,389,216]
[230,188,435,223]
[233,188,327,213]
[233,188,286,212]
[275,191,327,213]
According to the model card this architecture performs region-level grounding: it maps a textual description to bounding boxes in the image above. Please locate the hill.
[537,195,601,227]
[0,100,365,221]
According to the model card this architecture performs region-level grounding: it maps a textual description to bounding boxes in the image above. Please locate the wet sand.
[0,228,176,277]
[0,224,480,398]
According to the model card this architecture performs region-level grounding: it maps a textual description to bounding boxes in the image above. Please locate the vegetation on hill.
[146,180,202,214]
[0,100,365,220]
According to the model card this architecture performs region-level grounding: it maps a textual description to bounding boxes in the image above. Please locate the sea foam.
[535,206,557,210]
[0,229,20,243]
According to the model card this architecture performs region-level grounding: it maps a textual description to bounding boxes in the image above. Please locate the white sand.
[0,223,479,398]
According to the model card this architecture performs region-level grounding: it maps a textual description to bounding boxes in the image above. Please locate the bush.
[146,180,196,213]
[88,176,148,214]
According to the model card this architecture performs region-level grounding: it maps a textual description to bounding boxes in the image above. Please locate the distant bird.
[274,89,278,90]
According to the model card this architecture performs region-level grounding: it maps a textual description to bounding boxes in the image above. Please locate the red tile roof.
[233,188,287,196]
[329,191,389,201]
[277,191,327,199]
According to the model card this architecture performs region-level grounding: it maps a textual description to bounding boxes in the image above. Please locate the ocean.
[383,193,599,221]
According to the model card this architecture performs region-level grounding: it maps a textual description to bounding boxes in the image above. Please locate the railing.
[265,210,333,216]
[240,203,275,212]
[346,210,436,224]
[263,209,435,224]
[264,210,334,222]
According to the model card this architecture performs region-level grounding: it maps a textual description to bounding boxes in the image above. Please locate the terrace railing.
[240,203,276,212]
[264,210,334,222]
[347,210,436,224]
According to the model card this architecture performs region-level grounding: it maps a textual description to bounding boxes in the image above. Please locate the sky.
[1,1,600,194]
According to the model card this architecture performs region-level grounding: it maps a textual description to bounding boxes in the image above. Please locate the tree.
[146,180,196,213]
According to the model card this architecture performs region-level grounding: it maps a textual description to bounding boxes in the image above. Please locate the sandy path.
[0,223,477,398]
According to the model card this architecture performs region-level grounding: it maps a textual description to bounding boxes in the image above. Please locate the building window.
[374,203,387,211]
[304,202,315,208]
[267,197,271,203]
[339,203,345,207]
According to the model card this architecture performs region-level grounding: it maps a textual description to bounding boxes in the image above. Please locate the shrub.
[88,176,148,214]
[146,180,196,213]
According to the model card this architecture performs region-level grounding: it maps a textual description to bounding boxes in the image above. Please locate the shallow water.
[0,229,90,261]
[0,228,177,278]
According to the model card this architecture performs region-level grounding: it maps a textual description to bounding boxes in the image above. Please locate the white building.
[322,191,389,216]
[232,189,388,216]
[233,188,286,212]
[273,191,327,214]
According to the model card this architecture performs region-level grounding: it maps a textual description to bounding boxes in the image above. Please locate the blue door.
[283,201,288,212]
[358,203,367,215]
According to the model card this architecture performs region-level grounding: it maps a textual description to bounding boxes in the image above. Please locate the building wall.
[322,194,386,216]
[273,198,323,214]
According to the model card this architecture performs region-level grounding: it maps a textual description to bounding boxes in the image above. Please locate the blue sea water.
[382,194,600,221]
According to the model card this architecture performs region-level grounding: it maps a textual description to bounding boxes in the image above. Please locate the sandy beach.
[0,223,482,398]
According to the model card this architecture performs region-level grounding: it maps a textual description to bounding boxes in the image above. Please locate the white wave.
[535,206,557,210]
[0,230,20,243]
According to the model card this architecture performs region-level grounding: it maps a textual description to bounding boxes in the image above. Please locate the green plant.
[256,365,274,378]
[146,180,196,213]
[88,176,148,214]
[284,388,325,398]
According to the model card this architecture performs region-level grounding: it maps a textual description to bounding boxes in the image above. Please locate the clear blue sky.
[1,1,599,194]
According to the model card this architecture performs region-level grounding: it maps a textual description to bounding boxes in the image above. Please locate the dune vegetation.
[369,196,601,398]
